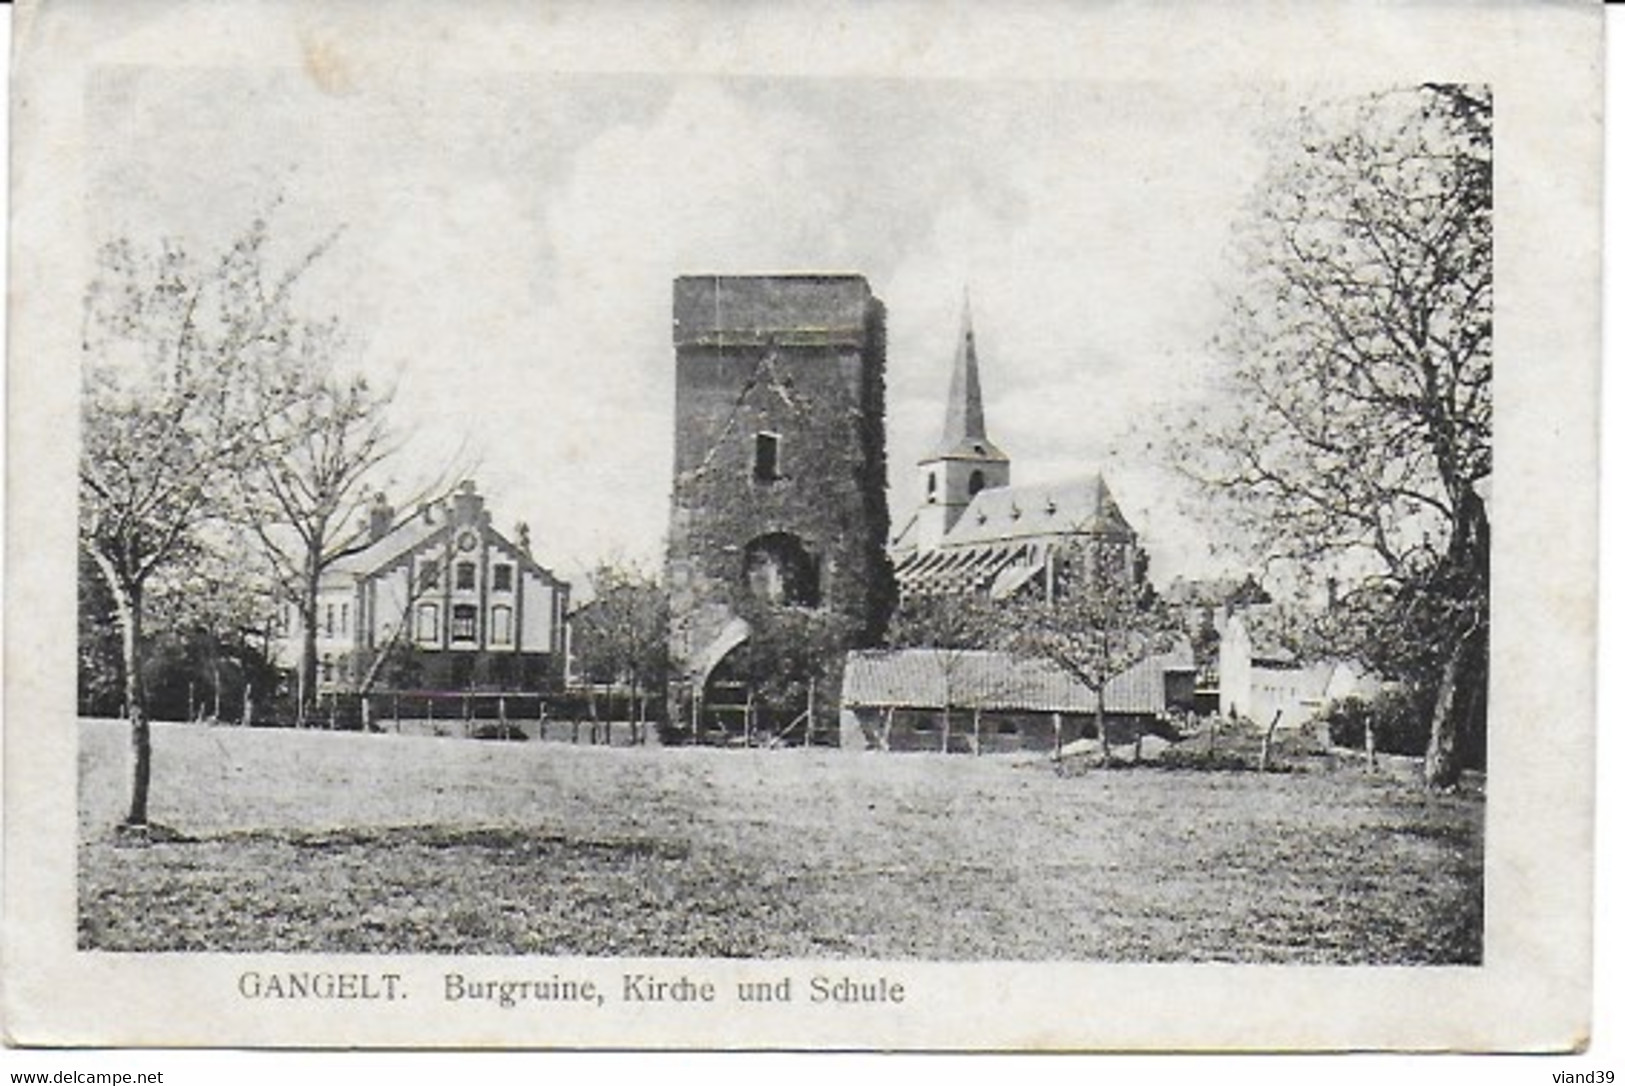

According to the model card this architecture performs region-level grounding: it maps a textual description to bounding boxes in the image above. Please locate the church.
[889,300,1148,603]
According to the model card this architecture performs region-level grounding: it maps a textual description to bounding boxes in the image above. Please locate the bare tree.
[569,560,671,743]
[1169,85,1491,789]
[79,215,332,827]
[998,545,1176,766]
[235,356,465,723]
[888,593,1001,754]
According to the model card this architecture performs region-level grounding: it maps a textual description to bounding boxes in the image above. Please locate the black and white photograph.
[4,0,1602,1053]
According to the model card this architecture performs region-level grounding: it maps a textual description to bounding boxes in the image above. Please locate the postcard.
[4,0,1602,1050]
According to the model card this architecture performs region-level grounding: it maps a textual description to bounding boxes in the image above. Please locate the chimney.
[418,502,435,525]
[368,493,394,542]
[516,521,532,555]
[452,479,483,525]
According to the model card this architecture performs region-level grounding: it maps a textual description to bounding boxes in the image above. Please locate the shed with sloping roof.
[839,647,1190,754]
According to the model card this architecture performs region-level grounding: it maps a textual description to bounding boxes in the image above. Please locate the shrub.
[470,722,528,742]
[1321,689,1430,757]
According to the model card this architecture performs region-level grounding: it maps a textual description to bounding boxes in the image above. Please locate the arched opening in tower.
[742,532,821,608]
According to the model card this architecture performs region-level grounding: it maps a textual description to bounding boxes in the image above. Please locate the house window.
[753,432,781,483]
[456,561,477,591]
[324,604,335,637]
[416,603,439,642]
[452,604,478,642]
[492,564,513,592]
[340,603,349,636]
[490,605,513,646]
[320,655,333,684]
[419,562,440,591]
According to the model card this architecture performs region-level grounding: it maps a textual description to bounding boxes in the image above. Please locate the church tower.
[914,296,1010,549]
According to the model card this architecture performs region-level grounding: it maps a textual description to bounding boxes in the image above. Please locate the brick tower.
[665,274,892,739]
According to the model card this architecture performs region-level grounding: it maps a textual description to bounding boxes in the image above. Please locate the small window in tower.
[969,469,987,496]
[419,562,440,591]
[456,561,477,590]
[753,432,781,483]
[452,604,478,642]
[927,472,938,503]
[492,564,513,592]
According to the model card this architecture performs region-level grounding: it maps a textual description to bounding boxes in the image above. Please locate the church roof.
[942,475,1135,548]
[929,297,1008,463]
[891,475,1140,600]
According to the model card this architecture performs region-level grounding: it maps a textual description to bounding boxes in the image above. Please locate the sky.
[88,63,1295,587]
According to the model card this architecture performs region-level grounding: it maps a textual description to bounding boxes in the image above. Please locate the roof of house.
[841,647,1186,716]
[324,483,564,588]
[1163,573,1272,609]
[328,515,448,578]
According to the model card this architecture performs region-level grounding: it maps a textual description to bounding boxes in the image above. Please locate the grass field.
[78,719,1483,962]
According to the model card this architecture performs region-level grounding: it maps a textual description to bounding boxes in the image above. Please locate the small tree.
[570,561,672,743]
[888,593,1001,754]
[724,600,855,746]
[998,546,1177,765]
[236,349,470,723]
[79,216,330,827]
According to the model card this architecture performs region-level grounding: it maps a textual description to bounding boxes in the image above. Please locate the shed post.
[805,678,816,748]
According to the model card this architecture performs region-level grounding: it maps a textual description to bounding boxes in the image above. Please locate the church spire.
[934,290,1006,460]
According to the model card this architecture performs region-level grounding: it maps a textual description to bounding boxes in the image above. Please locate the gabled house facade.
[276,480,570,695]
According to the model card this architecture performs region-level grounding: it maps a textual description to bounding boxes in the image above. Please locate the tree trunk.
[1259,709,1282,773]
[972,707,981,757]
[211,657,223,721]
[298,589,319,728]
[1095,690,1111,766]
[940,704,952,754]
[114,578,151,827]
[1364,716,1377,772]
[1424,622,1485,790]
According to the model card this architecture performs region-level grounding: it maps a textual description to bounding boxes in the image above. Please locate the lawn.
[77,719,1483,962]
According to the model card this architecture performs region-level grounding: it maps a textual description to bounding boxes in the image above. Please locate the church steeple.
[912,290,1012,550]
[935,292,1006,461]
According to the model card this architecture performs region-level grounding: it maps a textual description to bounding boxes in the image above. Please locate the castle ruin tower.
[914,294,1010,549]
[664,275,892,737]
